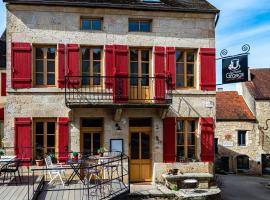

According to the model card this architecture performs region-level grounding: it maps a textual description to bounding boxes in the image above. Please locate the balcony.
[65,76,172,108]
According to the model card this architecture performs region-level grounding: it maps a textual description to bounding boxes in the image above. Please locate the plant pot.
[73,156,78,161]
[99,153,103,157]
[36,160,43,166]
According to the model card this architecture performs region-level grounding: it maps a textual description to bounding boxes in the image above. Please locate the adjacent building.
[216,68,270,175]
[3,0,219,182]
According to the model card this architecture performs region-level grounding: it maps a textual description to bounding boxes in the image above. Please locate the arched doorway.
[237,155,250,172]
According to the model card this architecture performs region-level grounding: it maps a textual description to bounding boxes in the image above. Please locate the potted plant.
[0,148,5,159]
[72,152,79,161]
[97,147,105,157]
[35,153,43,166]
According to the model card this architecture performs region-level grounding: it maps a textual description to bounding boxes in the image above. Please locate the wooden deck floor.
[37,180,129,200]
[0,176,43,200]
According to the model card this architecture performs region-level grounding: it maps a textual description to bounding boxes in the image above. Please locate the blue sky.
[1,1,270,91]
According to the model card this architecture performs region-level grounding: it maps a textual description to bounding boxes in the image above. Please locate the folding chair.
[45,156,66,187]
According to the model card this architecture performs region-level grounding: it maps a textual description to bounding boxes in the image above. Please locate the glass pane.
[177,120,184,132]
[176,63,184,74]
[176,50,184,62]
[35,74,44,85]
[142,63,149,74]
[177,146,185,161]
[47,74,55,85]
[36,122,44,134]
[188,133,195,145]
[177,133,184,145]
[47,135,55,147]
[130,62,138,73]
[141,133,150,159]
[188,146,195,159]
[82,76,90,85]
[83,133,91,155]
[93,48,101,60]
[188,121,195,132]
[82,48,90,60]
[131,133,139,159]
[47,122,55,135]
[187,64,194,74]
[36,148,44,159]
[140,22,151,32]
[93,133,101,155]
[47,48,56,59]
[36,60,44,72]
[81,118,103,127]
[93,62,101,73]
[93,76,101,85]
[141,50,149,61]
[176,75,184,87]
[129,21,140,32]
[130,49,138,61]
[47,61,55,72]
[36,135,44,147]
[92,19,102,30]
[82,61,90,73]
[187,76,194,87]
[82,19,91,30]
[36,48,44,59]
[130,74,138,86]
[187,52,195,62]
[141,75,149,86]
[47,148,55,157]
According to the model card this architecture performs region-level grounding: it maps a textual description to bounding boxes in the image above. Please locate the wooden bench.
[162,173,213,189]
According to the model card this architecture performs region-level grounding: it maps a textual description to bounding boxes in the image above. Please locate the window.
[34,46,56,86]
[237,155,249,170]
[81,47,102,86]
[176,119,197,161]
[34,119,56,159]
[81,18,102,31]
[129,19,151,32]
[238,131,246,146]
[175,50,196,88]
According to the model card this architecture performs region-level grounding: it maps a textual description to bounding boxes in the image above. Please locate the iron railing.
[65,76,172,107]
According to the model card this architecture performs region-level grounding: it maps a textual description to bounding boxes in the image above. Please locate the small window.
[129,19,151,32]
[81,18,102,31]
[238,131,246,146]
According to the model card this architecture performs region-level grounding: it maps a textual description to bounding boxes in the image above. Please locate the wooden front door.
[130,130,152,182]
[129,48,152,102]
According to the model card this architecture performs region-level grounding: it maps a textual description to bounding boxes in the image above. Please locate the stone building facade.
[3,0,219,182]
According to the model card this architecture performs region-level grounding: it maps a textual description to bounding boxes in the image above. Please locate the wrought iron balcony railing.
[65,76,172,108]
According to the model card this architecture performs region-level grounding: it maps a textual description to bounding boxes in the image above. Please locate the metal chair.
[1,159,22,185]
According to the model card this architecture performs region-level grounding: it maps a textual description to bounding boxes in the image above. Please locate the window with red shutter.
[200,48,216,91]
[67,44,80,88]
[114,45,128,103]
[14,118,32,166]
[58,117,69,162]
[1,72,6,96]
[58,44,65,88]
[166,47,176,90]
[163,117,176,163]
[154,47,165,103]
[105,45,114,88]
[200,117,214,162]
[11,43,32,89]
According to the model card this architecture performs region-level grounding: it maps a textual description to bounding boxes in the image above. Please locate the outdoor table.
[0,156,16,163]
[65,159,85,185]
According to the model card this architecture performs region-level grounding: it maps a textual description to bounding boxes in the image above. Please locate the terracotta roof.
[216,91,255,121]
[245,68,270,100]
[3,0,219,13]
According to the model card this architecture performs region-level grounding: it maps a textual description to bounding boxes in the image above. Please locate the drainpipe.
[215,12,220,27]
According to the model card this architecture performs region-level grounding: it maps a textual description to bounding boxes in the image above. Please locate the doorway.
[221,156,229,172]
[262,154,270,175]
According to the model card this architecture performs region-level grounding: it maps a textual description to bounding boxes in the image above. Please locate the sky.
[0,1,270,91]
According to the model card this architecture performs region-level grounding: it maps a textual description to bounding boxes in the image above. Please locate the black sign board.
[222,54,248,84]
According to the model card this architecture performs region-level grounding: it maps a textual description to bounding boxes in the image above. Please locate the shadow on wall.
[215,145,261,175]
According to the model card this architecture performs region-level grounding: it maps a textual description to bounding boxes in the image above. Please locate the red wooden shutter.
[154,47,165,103]
[58,117,69,162]
[166,47,176,90]
[0,108,4,121]
[163,117,176,163]
[1,72,6,96]
[67,44,80,88]
[200,117,214,162]
[114,45,128,103]
[58,44,65,89]
[105,45,114,88]
[14,118,32,166]
[200,48,216,91]
[11,43,32,89]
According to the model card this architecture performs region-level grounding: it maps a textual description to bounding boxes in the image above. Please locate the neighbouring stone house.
[3,0,219,183]
[216,68,270,175]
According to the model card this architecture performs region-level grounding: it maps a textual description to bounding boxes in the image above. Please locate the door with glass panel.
[130,130,152,182]
[129,49,152,102]
[34,119,56,160]
[81,47,102,87]
[81,132,102,156]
